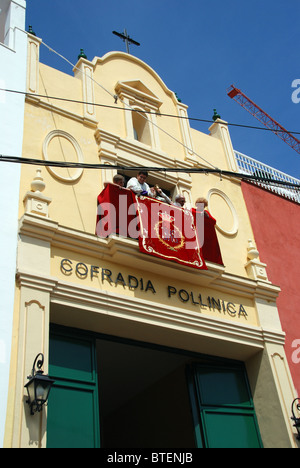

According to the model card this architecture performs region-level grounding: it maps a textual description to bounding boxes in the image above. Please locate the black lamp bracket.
[291,398,300,440]
[25,353,55,415]
[28,353,44,379]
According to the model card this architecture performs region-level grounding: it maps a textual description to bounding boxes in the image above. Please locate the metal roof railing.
[234,150,300,204]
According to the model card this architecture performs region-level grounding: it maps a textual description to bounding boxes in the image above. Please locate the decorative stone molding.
[11,284,51,448]
[27,32,42,94]
[73,57,96,121]
[176,101,195,162]
[23,169,52,217]
[270,350,299,445]
[115,80,162,150]
[115,80,163,111]
[207,188,239,236]
[95,127,193,200]
[245,239,270,283]
[209,119,238,172]
[18,213,282,303]
[42,130,84,183]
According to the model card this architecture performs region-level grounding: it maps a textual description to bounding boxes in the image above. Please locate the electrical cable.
[3,39,299,197]
[0,154,299,190]
[40,40,217,170]
[1,86,300,136]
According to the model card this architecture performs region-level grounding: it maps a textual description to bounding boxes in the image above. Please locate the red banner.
[191,208,223,265]
[96,184,137,238]
[136,196,207,270]
[96,184,223,268]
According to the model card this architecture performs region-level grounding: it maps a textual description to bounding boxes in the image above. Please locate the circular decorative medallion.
[42,130,84,182]
[207,188,239,236]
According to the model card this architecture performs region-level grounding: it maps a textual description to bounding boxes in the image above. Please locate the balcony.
[234,150,300,204]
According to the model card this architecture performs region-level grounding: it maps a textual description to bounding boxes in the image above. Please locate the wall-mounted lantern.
[291,398,300,440]
[24,353,55,415]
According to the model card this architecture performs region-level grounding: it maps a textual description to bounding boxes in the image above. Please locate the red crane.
[227,85,300,154]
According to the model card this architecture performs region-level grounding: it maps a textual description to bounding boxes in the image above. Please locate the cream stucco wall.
[20,42,257,279]
[5,34,299,448]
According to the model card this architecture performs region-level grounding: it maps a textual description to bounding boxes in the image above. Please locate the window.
[187,363,263,448]
[131,107,151,145]
[133,127,138,141]
[115,80,163,149]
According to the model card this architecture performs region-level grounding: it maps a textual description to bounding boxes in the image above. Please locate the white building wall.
[0,0,27,447]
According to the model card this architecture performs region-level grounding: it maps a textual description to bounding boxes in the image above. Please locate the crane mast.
[227,85,300,154]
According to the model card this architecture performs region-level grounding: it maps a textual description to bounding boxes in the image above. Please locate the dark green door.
[47,327,100,448]
[46,326,262,448]
[188,363,263,448]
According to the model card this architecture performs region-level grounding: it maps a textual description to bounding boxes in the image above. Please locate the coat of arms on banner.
[136,197,207,270]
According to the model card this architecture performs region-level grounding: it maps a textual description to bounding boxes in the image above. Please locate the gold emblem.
[154,212,185,251]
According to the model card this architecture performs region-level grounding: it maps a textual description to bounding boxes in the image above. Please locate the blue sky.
[25,0,300,179]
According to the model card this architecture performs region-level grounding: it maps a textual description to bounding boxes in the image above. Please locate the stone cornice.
[25,94,98,128]
[15,269,285,357]
[95,127,196,170]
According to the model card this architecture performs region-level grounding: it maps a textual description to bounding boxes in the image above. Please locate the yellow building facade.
[3,32,299,448]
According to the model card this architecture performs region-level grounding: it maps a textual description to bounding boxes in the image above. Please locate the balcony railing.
[234,150,300,204]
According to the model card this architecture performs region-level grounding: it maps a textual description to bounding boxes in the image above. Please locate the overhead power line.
[4,38,298,199]
[0,155,299,190]
[1,87,300,136]
[38,39,217,171]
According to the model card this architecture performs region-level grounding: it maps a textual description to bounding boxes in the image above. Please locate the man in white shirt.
[127,171,152,196]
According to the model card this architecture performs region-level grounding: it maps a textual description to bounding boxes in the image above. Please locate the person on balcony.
[127,171,153,196]
[173,194,186,208]
[104,174,125,188]
[150,185,172,204]
[194,197,209,217]
[192,197,217,220]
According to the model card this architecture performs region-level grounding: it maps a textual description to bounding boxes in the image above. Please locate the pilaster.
[73,57,97,122]
[9,169,53,447]
[26,32,42,94]
[209,118,238,172]
[254,298,299,447]
[176,101,195,162]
